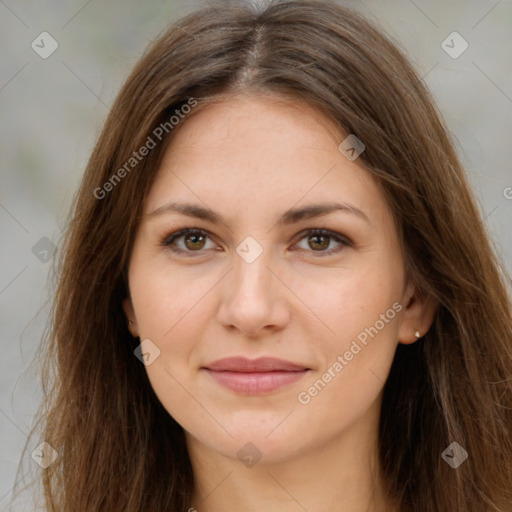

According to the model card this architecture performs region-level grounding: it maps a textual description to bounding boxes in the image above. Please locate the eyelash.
[159,227,352,258]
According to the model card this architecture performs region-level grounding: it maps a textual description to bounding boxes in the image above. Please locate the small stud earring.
[129,321,133,328]
[415,330,421,339]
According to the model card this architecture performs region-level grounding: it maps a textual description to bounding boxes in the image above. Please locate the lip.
[205,357,309,372]
[203,357,310,394]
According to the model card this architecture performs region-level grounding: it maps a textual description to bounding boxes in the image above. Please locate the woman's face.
[124,94,427,466]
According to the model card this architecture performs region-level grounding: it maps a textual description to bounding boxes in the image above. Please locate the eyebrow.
[147,200,370,227]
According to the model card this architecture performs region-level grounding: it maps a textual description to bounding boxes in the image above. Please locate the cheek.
[129,255,217,339]
[294,276,401,430]
[290,259,403,412]
[129,266,212,425]
[128,261,215,406]
[291,258,403,345]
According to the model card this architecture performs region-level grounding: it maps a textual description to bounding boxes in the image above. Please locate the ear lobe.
[122,297,139,337]
[397,283,437,345]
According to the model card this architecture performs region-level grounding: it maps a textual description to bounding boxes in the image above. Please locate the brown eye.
[294,229,351,257]
[183,232,207,251]
[161,228,216,256]
[161,227,351,258]
[307,233,331,251]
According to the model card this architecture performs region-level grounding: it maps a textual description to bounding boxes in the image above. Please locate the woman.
[20,0,512,510]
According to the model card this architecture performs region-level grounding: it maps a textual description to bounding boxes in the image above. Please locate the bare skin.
[123,94,436,511]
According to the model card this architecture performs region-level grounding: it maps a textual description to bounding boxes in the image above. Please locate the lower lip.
[205,369,309,394]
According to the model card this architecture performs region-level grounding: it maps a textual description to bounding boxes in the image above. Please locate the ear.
[122,297,140,338]
[397,282,437,344]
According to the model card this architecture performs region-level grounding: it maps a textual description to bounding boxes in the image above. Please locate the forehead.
[163,94,345,159]
[143,94,389,229]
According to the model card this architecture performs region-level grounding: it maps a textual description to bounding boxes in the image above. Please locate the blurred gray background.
[1,0,511,508]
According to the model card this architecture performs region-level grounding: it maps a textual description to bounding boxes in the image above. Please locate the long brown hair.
[15,0,512,510]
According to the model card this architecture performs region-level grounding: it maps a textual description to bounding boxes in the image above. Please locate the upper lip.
[204,357,309,372]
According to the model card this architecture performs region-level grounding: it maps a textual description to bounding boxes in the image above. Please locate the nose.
[216,245,291,338]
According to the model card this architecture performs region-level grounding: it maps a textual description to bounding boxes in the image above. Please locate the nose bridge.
[231,240,274,299]
[216,237,288,335]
